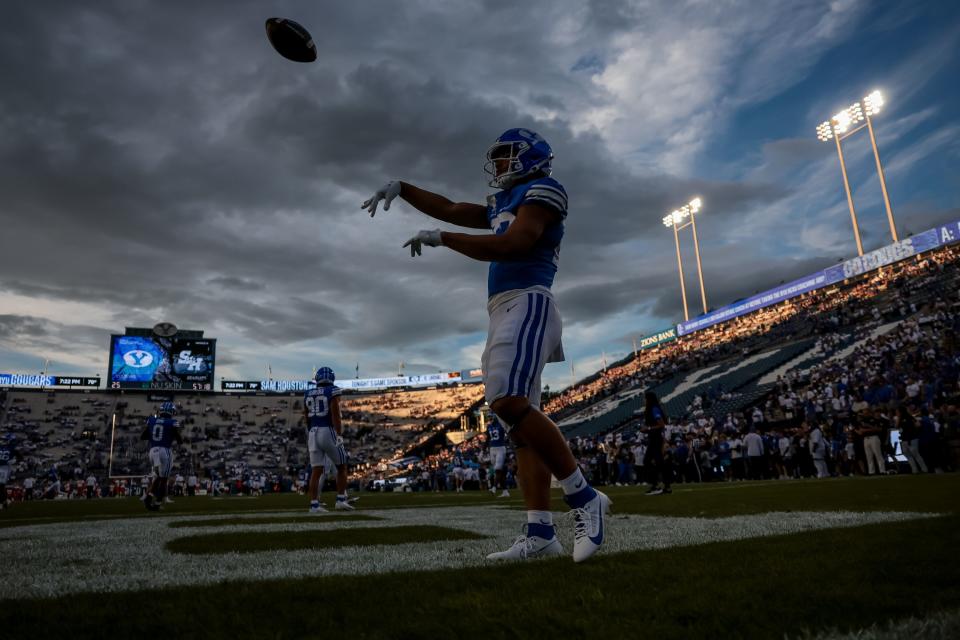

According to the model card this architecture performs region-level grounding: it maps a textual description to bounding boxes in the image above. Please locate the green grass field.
[3,474,959,639]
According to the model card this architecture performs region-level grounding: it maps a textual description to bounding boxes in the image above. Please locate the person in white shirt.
[905,379,921,400]
[631,441,645,484]
[808,422,829,478]
[729,435,744,480]
[85,474,97,499]
[743,429,765,480]
[774,432,790,479]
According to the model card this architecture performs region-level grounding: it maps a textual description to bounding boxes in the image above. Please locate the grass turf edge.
[4,514,959,639]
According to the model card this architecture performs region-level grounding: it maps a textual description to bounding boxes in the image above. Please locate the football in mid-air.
[265,17,316,63]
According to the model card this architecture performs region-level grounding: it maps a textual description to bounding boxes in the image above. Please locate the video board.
[108,335,216,390]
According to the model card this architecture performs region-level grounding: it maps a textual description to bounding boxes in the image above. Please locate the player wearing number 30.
[362,128,610,562]
[140,401,182,512]
[303,367,353,513]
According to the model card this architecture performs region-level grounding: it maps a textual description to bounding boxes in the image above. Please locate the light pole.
[663,197,708,321]
[816,90,898,255]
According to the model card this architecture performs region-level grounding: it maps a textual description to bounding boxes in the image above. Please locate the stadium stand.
[3,244,959,499]
[0,384,483,498]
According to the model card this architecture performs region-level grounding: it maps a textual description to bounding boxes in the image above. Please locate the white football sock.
[559,468,588,495]
[527,510,553,526]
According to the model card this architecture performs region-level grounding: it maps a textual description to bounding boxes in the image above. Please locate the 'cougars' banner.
[0,374,100,388]
[677,216,960,337]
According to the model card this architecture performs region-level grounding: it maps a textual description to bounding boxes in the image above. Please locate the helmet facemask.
[484,128,554,190]
[484,140,532,189]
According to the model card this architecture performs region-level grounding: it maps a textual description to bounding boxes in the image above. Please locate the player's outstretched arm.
[407,203,557,261]
[362,180,488,230]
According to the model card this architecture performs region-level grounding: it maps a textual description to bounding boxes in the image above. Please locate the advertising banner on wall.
[677,217,960,337]
[221,372,465,392]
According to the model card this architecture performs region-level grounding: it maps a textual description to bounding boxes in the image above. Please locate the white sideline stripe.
[0,508,938,600]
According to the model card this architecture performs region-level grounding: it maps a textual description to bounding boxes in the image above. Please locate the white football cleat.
[334,499,355,511]
[565,489,611,563]
[164,497,174,504]
[499,490,510,498]
[308,504,328,514]
[486,529,564,561]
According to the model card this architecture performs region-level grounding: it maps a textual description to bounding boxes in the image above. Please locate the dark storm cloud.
[0,316,51,339]
[0,315,113,358]
[0,0,843,380]
[0,1,789,354]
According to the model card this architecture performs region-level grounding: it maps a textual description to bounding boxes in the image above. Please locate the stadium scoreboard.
[108,327,216,390]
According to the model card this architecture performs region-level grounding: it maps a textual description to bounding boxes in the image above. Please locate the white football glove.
[335,435,344,447]
[402,229,444,257]
[361,180,402,217]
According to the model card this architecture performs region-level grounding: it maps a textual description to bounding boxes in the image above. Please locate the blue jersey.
[146,416,179,448]
[487,422,506,448]
[304,384,342,430]
[49,467,59,482]
[0,444,15,466]
[486,176,567,297]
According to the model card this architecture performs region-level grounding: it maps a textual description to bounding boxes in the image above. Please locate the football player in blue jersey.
[451,447,466,492]
[304,367,353,513]
[363,128,610,562]
[487,419,510,498]
[0,435,16,510]
[140,401,183,511]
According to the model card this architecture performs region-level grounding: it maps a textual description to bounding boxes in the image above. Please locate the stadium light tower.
[662,197,708,321]
[816,89,898,256]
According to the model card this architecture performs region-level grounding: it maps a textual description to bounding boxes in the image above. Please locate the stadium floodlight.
[663,197,708,321]
[816,121,834,141]
[815,88,898,254]
[864,90,883,116]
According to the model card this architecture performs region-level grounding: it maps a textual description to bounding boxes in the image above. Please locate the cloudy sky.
[1,0,958,391]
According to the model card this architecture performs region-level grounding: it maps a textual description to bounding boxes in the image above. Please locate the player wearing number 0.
[362,128,610,562]
[140,401,182,512]
[304,367,353,513]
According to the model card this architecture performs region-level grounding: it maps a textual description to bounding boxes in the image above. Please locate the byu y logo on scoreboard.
[122,350,154,368]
